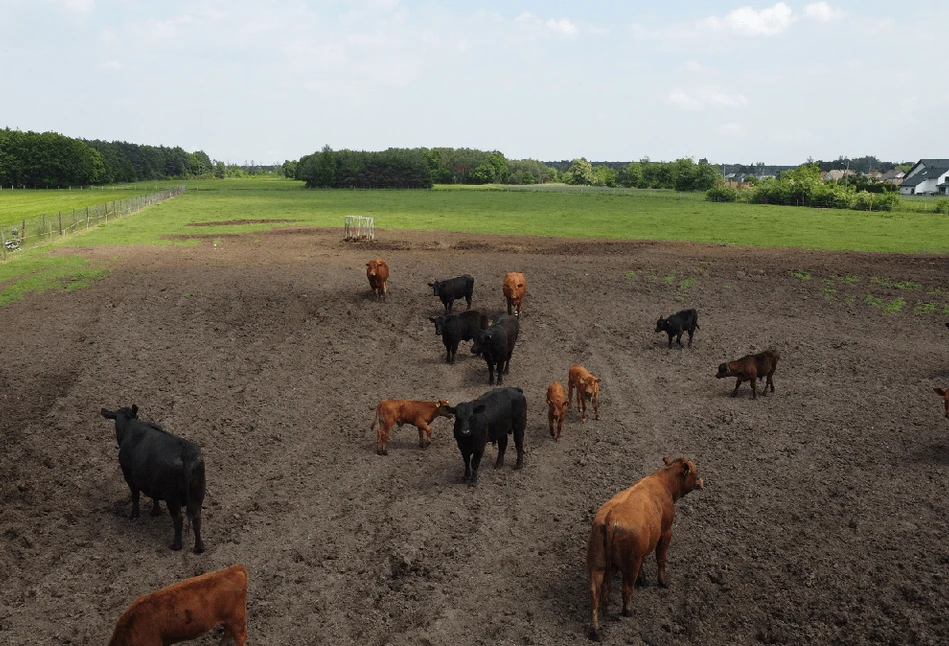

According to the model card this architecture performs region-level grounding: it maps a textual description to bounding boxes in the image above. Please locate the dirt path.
[1,228,948,645]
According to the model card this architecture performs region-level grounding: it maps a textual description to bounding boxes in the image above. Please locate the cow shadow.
[907,441,949,464]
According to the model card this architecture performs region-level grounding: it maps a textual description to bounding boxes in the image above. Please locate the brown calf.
[586,458,704,641]
[371,399,453,455]
[546,381,568,441]
[503,272,527,317]
[108,563,248,646]
[933,388,949,418]
[366,258,390,301]
[568,364,601,422]
[715,349,780,399]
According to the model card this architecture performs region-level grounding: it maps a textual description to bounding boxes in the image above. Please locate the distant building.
[881,169,905,185]
[899,159,949,195]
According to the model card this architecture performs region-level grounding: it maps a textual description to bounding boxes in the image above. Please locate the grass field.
[2,177,949,306]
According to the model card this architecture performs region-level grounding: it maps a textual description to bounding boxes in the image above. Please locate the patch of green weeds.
[625,271,636,279]
[679,277,696,290]
[865,295,884,308]
[927,287,945,297]
[844,294,856,306]
[822,287,836,301]
[663,273,675,284]
[943,303,949,317]
[789,269,811,281]
[724,283,733,289]
[915,302,937,315]
[883,298,905,315]
[842,274,859,284]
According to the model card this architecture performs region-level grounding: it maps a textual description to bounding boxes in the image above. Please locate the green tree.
[566,158,594,185]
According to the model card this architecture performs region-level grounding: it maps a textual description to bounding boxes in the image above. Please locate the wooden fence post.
[60,212,64,236]
[1,230,7,261]
[22,220,26,248]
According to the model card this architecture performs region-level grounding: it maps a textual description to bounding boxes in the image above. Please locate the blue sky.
[2,1,945,166]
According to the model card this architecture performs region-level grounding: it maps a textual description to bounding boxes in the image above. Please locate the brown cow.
[933,388,949,418]
[371,399,453,455]
[108,563,248,646]
[568,364,601,422]
[586,458,704,641]
[502,272,526,317]
[366,258,389,301]
[546,381,568,441]
[715,349,780,399]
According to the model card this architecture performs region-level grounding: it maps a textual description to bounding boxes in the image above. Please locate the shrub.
[706,183,738,202]
[934,198,949,214]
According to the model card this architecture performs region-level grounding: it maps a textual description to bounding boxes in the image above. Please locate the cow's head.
[934,388,949,418]
[655,316,669,334]
[547,386,568,418]
[447,402,486,438]
[663,456,704,497]
[580,376,601,400]
[428,281,442,296]
[434,399,453,418]
[429,315,447,336]
[101,404,139,446]
[715,363,730,379]
[470,329,491,355]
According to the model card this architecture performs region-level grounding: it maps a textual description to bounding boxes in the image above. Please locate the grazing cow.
[429,309,489,364]
[101,405,206,553]
[445,387,527,484]
[428,274,474,314]
[933,387,949,418]
[370,399,453,455]
[546,381,568,441]
[715,349,780,399]
[471,313,519,385]
[568,364,602,422]
[586,457,704,641]
[503,272,527,317]
[108,563,248,646]
[366,258,390,301]
[655,308,699,349]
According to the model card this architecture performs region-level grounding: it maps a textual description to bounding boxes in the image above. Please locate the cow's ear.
[131,404,138,418]
[473,404,486,416]
[101,408,115,419]
[935,388,947,397]
[427,282,434,287]
[594,377,602,383]
[429,316,437,323]
[366,262,371,267]
[663,456,673,466]
[681,462,691,477]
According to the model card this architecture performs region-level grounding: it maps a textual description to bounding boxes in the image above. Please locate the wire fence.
[0,186,187,260]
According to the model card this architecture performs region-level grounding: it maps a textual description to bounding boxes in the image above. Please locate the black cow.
[471,313,519,385]
[428,274,474,314]
[445,387,527,484]
[101,405,206,553]
[655,308,700,349]
[429,309,489,364]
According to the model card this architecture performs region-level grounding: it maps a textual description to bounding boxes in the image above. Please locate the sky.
[2,1,946,166]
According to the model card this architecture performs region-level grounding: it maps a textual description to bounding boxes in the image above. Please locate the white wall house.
[899,159,949,195]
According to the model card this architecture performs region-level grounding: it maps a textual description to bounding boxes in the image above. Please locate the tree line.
[0,128,213,188]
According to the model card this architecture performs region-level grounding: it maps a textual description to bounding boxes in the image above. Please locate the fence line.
[0,186,186,259]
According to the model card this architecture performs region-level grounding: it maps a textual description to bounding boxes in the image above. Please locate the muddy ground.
[1,227,948,645]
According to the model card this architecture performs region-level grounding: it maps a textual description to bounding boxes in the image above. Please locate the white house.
[899,159,949,195]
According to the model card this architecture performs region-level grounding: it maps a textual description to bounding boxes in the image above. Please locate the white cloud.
[515,12,578,37]
[669,88,748,110]
[545,18,577,36]
[719,124,745,137]
[700,3,795,36]
[804,3,846,22]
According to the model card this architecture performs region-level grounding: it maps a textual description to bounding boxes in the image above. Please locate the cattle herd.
[98,256,795,644]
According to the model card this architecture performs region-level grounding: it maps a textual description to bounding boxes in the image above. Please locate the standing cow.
[715,348,780,399]
[471,313,520,385]
[370,399,454,455]
[586,457,705,641]
[444,387,527,484]
[101,405,206,553]
[429,309,489,364]
[428,274,474,314]
[655,308,699,349]
[366,258,389,301]
[503,272,527,317]
[568,364,602,422]
[546,381,568,441]
[108,564,248,646]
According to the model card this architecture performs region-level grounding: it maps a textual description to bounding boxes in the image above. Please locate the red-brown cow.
[586,458,704,641]
[715,348,780,399]
[371,399,453,455]
[568,364,602,422]
[366,258,389,301]
[933,387,949,418]
[503,272,526,317]
[546,381,568,441]
[108,563,248,646]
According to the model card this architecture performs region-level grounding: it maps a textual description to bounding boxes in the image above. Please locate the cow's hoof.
[588,628,601,642]
[515,461,524,470]
[376,449,387,456]
[170,542,183,551]
[622,607,632,617]
[193,542,205,554]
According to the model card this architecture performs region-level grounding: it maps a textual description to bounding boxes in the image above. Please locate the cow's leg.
[129,487,141,520]
[676,331,684,347]
[487,361,496,385]
[592,394,600,421]
[567,383,574,409]
[687,328,695,347]
[418,422,432,449]
[461,451,473,483]
[189,501,205,554]
[588,568,606,641]
[556,414,564,441]
[622,558,644,617]
[549,409,556,438]
[167,500,184,551]
[495,433,508,468]
[495,361,504,385]
[732,379,741,397]
[656,531,673,586]
[465,295,472,310]
[768,372,776,393]
[376,423,391,456]
[470,447,484,484]
[223,618,248,646]
[751,377,758,399]
[513,428,525,469]
[150,498,162,516]
[667,333,674,349]
[580,396,587,423]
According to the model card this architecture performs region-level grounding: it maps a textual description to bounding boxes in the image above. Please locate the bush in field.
[934,198,949,214]
[852,191,898,211]
[706,183,738,202]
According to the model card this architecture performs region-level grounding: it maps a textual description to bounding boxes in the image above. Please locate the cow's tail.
[370,404,381,432]
[603,509,616,577]
[183,448,206,515]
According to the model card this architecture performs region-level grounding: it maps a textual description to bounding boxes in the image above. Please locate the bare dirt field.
[1,227,948,645]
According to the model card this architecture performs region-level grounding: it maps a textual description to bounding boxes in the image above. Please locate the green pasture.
[2,177,949,307]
